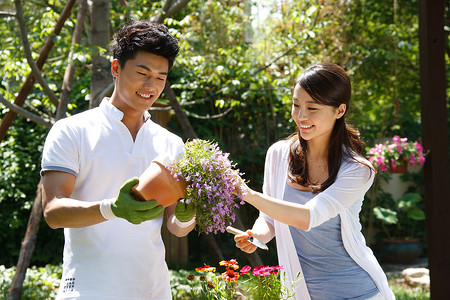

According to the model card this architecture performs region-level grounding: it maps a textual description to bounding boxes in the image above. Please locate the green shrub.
[0,264,62,299]
[389,277,430,300]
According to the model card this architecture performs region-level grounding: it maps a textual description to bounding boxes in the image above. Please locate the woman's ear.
[111,59,120,77]
[336,103,347,119]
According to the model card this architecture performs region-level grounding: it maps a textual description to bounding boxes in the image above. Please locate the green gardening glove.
[174,200,196,223]
[111,177,164,224]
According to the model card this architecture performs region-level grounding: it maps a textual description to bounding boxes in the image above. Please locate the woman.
[235,63,394,299]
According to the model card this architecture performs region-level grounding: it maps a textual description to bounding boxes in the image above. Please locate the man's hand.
[111,177,164,224]
[174,200,196,222]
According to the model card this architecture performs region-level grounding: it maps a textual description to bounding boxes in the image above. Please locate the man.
[41,21,196,299]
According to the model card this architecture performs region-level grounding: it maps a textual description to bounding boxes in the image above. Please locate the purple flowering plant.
[168,139,247,234]
[367,136,427,171]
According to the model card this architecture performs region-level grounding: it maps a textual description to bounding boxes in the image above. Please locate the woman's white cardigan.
[259,140,395,300]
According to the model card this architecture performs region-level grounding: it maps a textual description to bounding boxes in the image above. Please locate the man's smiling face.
[111,51,169,114]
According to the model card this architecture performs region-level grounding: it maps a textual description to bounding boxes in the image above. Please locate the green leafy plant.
[168,139,247,234]
[0,264,62,299]
[373,192,426,240]
[239,264,295,300]
[184,263,223,300]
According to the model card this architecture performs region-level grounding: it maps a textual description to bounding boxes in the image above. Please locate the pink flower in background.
[239,265,251,275]
[392,136,400,143]
[418,154,426,166]
[367,136,428,171]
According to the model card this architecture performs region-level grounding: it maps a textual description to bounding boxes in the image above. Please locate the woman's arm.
[244,187,310,231]
[243,158,373,232]
[250,140,313,230]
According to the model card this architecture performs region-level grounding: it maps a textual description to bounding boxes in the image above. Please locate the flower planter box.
[388,160,408,173]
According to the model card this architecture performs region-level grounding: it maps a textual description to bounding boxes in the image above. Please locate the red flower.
[186,274,195,280]
[195,264,216,273]
[271,265,283,274]
[240,265,251,275]
[219,259,239,270]
[252,266,272,276]
[222,267,240,282]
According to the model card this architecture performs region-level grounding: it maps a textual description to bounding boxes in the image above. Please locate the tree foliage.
[0,0,446,268]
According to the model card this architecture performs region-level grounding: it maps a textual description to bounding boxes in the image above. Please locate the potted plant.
[373,192,426,264]
[131,139,247,235]
[131,159,188,207]
[367,136,427,173]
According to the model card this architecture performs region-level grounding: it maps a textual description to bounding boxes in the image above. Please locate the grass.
[388,276,430,300]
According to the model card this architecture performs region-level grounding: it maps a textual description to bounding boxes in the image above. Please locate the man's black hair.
[111,20,179,70]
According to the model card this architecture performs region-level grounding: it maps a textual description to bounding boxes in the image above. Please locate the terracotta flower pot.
[130,161,187,207]
[389,160,408,174]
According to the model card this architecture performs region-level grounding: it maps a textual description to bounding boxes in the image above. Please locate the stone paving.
[382,257,429,279]
[382,257,429,289]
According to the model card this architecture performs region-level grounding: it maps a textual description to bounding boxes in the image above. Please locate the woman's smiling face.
[111,51,169,114]
[291,83,346,144]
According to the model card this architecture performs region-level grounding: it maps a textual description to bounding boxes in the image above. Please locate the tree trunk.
[14,0,59,107]
[418,0,450,297]
[164,81,197,139]
[151,0,191,24]
[6,181,43,300]
[89,0,111,108]
[57,0,88,120]
[365,176,379,247]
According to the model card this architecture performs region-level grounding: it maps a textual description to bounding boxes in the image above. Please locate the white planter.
[379,164,421,200]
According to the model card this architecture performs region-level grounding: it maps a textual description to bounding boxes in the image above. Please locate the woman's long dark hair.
[288,62,371,193]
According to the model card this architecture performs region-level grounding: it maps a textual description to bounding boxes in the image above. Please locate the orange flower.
[221,267,240,282]
[207,281,216,289]
[195,264,216,273]
[219,259,239,270]
[186,274,195,280]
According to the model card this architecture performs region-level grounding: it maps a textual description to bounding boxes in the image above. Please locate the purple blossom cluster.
[368,136,427,171]
[168,139,247,234]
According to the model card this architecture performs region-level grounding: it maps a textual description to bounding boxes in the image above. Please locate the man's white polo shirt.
[41,98,184,299]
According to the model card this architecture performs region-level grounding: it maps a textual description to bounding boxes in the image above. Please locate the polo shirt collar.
[100,98,152,122]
